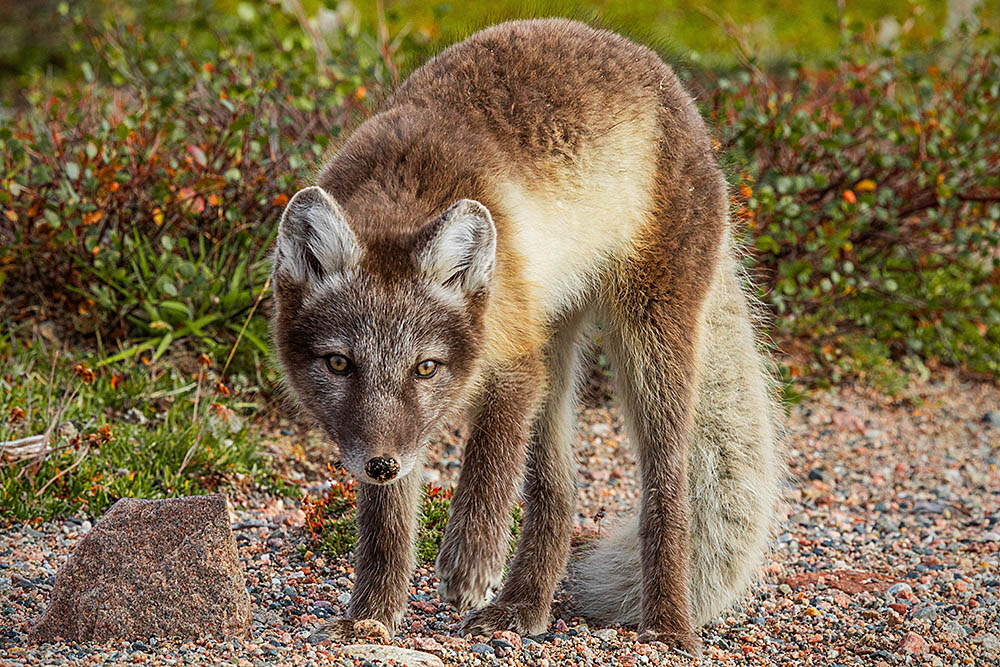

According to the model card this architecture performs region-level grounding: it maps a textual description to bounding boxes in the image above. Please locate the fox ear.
[417,199,497,294]
[274,186,361,285]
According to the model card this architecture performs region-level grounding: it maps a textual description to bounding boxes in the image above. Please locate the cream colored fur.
[495,114,659,318]
[570,227,784,626]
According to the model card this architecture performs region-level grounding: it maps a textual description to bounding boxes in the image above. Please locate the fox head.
[271,186,496,484]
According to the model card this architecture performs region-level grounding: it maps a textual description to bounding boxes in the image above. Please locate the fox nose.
[365,457,400,482]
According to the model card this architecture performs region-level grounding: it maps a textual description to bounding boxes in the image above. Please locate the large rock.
[29,494,251,642]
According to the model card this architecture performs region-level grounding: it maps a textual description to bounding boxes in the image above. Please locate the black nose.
[365,457,400,482]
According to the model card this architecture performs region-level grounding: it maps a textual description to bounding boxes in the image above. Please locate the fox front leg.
[345,465,423,633]
[436,357,543,614]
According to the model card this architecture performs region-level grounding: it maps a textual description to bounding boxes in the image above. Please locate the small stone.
[778,584,793,595]
[433,634,469,649]
[807,469,826,481]
[975,633,999,652]
[942,620,966,637]
[981,532,1000,543]
[469,642,494,654]
[886,609,903,627]
[411,636,444,654]
[898,631,927,655]
[591,423,613,437]
[489,638,514,657]
[912,605,937,620]
[886,582,912,597]
[593,628,618,641]
[341,645,443,667]
[493,630,522,649]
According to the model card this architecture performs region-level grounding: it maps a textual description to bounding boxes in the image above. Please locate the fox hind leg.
[598,182,725,651]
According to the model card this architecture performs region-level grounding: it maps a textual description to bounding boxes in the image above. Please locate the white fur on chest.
[497,117,659,317]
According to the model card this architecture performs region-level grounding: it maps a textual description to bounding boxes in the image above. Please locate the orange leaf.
[842,190,857,204]
[855,179,876,192]
[273,193,290,207]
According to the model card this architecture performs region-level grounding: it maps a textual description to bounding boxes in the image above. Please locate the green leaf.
[236,2,256,22]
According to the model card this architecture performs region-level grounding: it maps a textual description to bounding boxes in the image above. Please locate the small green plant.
[0,333,292,523]
[416,484,453,565]
[303,477,359,557]
[303,481,523,565]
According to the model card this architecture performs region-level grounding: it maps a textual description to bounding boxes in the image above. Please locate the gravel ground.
[2,369,998,666]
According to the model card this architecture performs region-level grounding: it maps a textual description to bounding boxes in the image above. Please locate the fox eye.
[415,359,438,378]
[326,354,352,375]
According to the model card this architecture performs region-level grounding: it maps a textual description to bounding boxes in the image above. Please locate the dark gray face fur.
[272,187,495,484]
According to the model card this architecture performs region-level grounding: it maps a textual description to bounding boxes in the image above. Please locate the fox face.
[272,187,496,484]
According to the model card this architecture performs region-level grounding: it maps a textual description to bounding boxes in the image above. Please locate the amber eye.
[326,355,352,375]
[415,359,438,378]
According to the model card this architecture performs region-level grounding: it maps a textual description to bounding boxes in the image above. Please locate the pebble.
[942,620,967,637]
[975,633,1000,652]
[886,582,912,597]
[469,643,494,654]
[341,645,443,667]
[898,631,927,654]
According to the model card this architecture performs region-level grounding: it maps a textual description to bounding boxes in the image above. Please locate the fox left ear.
[416,199,497,294]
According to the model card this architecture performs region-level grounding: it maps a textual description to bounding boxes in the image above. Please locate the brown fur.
[272,18,781,653]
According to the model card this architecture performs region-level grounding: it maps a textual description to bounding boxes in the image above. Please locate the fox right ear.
[273,186,361,285]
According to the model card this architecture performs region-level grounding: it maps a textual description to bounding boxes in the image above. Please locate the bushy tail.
[570,233,784,626]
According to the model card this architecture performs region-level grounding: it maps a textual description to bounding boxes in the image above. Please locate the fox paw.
[461,601,549,636]
[435,538,503,612]
[637,628,703,656]
[307,617,393,645]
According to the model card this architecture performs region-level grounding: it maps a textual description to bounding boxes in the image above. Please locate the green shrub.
[0,334,291,523]
[0,2,391,378]
[3,3,998,390]
[709,24,1000,381]
[303,481,523,566]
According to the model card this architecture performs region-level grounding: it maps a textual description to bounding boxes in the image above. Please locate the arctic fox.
[272,18,782,652]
